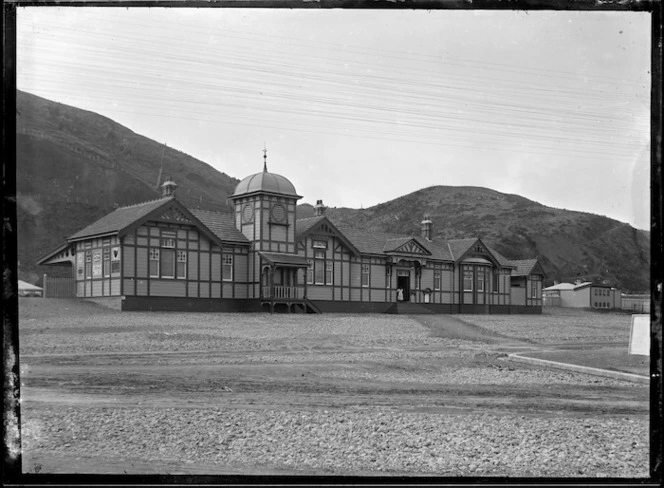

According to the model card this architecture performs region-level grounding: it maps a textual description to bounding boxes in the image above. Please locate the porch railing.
[263,286,300,299]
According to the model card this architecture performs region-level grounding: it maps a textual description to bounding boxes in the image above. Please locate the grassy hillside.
[316,186,649,292]
[16,90,239,283]
[15,90,649,292]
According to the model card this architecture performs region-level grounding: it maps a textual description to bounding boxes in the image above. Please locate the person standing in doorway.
[397,287,404,302]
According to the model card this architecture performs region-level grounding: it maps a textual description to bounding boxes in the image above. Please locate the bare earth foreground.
[17,298,649,478]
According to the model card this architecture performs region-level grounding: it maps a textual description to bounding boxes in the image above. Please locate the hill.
[16,90,239,283]
[307,187,649,292]
[15,91,649,292]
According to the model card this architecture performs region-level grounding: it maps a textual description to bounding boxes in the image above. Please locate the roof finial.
[263,143,268,173]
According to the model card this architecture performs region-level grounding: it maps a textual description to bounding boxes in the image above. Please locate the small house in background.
[621,294,650,313]
[18,280,42,297]
[543,281,621,309]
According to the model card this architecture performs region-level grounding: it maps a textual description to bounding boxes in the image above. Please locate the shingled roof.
[189,209,249,244]
[332,224,455,261]
[68,197,173,241]
[446,238,480,261]
[382,237,414,253]
[295,216,326,239]
[486,247,516,268]
[509,259,541,277]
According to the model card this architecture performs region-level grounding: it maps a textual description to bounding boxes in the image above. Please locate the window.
[313,239,327,249]
[161,249,175,278]
[463,267,473,291]
[103,248,110,277]
[325,261,333,285]
[530,280,538,299]
[477,269,485,292]
[149,249,160,277]
[314,250,325,284]
[176,251,187,279]
[85,250,92,278]
[307,259,314,284]
[361,264,370,287]
[161,238,176,248]
[433,270,441,291]
[493,270,499,293]
[222,255,233,281]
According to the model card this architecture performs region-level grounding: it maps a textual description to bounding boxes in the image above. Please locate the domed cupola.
[230,150,300,200]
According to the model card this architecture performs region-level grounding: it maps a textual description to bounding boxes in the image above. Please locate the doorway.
[397,275,410,302]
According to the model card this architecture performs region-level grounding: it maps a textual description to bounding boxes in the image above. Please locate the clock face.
[271,203,287,223]
[242,203,254,223]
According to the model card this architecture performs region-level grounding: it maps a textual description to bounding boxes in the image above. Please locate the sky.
[16,7,651,229]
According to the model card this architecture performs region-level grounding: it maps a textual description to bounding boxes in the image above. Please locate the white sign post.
[629,314,650,356]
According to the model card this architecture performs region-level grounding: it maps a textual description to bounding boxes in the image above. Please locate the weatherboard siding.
[149,280,186,297]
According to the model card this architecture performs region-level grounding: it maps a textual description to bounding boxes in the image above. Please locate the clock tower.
[229,150,301,252]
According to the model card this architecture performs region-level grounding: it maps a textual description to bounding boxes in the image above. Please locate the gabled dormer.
[296,215,360,257]
[383,237,432,256]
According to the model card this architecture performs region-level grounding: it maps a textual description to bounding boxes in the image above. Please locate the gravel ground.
[21,406,648,477]
[455,308,636,345]
[18,299,650,478]
[315,363,644,387]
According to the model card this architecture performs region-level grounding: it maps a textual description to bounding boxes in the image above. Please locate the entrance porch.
[259,251,311,313]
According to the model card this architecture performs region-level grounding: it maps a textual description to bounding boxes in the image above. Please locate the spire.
[263,143,268,173]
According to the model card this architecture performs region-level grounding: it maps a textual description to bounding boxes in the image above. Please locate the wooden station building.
[39,158,545,314]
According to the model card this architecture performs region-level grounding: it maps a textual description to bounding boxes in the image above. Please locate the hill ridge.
[16,90,649,292]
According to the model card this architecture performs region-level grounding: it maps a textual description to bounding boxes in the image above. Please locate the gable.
[530,261,546,278]
[157,207,193,224]
[120,199,228,248]
[68,196,173,241]
[385,238,431,256]
[297,217,360,256]
[456,238,502,267]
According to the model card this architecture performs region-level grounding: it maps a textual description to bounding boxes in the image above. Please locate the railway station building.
[39,161,545,314]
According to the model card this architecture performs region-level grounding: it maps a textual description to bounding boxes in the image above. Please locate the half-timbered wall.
[234,195,296,254]
[510,274,543,307]
[74,236,122,298]
[87,221,251,300]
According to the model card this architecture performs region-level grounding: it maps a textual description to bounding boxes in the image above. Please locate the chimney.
[161,177,177,197]
[421,214,432,241]
[314,199,327,216]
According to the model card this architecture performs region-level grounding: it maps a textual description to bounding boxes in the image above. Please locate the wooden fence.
[43,274,76,298]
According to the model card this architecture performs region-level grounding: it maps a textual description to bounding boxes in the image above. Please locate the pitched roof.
[295,216,361,256]
[69,197,173,240]
[189,209,249,244]
[18,280,43,291]
[544,282,576,291]
[259,251,310,267]
[382,237,413,252]
[333,225,455,261]
[544,281,597,291]
[509,259,540,277]
[295,216,326,239]
[334,225,394,255]
[446,238,480,261]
